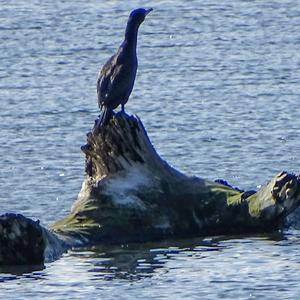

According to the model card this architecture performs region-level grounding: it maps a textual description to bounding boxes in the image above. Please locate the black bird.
[97,8,153,126]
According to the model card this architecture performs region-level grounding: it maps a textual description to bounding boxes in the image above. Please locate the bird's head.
[128,8,153,26]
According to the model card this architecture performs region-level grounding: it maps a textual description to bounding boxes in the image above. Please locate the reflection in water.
[0,232,295,300]
[0,232,285,284]
[68,233,283,281]
[0,264,45,282]
[70,237,221,280]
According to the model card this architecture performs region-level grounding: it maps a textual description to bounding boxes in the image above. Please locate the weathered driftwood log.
[50,114,300,242]
[1,113,300,266]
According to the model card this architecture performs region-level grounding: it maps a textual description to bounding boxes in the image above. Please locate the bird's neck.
[124,22,140,52]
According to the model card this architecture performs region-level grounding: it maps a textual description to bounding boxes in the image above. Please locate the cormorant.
[97,8,153,126]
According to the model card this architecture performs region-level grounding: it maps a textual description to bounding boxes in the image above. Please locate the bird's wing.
[97,54,117,108]
[97,49,136,109]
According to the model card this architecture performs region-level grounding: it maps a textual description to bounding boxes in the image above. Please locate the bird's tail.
[99,107,113,126]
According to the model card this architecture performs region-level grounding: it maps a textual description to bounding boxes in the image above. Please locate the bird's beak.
[145,8,153,16]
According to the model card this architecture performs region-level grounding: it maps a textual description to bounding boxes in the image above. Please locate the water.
[1,0,300,298]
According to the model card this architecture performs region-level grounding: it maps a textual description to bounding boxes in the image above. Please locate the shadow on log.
[1,113,300,266]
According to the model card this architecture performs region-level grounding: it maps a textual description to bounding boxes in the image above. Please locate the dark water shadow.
[70,232,286,281]
[70,237,220,281]
[0,264,45,282]
[0,232,286,282]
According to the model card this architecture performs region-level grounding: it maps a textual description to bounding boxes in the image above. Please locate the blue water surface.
[1,0,300,299]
